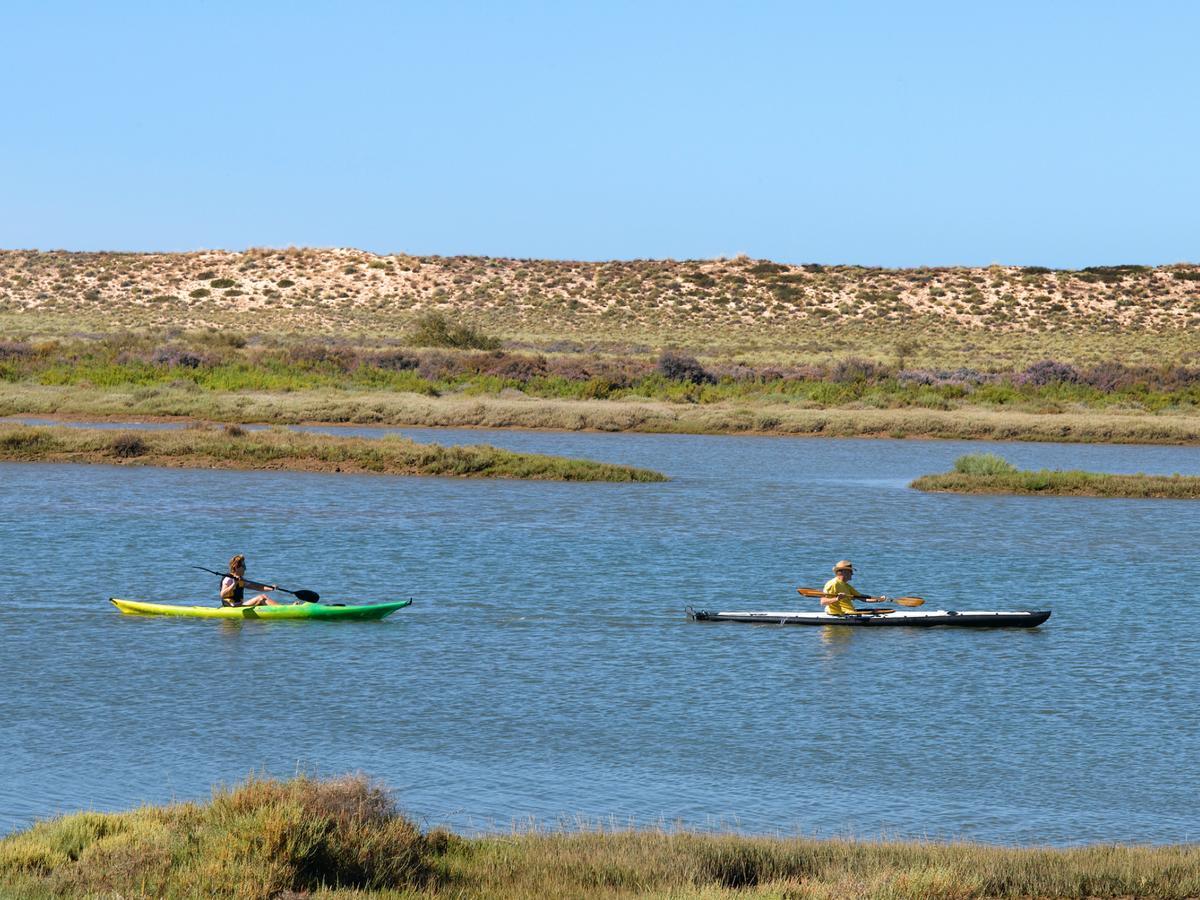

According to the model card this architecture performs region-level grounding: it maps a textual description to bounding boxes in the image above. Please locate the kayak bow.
[110,598,411,621]
[686,607,1050,628]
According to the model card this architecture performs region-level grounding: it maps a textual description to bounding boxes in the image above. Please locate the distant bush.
[898,368,998,388]
[480,352,548,381]
[409,312,500,350]
[188,288,210,299]
[0,341,32,360]
[209,278,236,289]
[1081,361,1142,392]
[1078,265,1149,284]
[748,262,789,276]
[657,351,712,384]
[361,350,419,371]
[1022,266,1052,275]
[416,350,460,380]
[954,453,1017,475]
[110,434,147,458]
[829,357,884,384]
[196,270,218,280]
[1171,270,1200,281]
[547,355,649,387]
[152,347,208,368]
[289,342,357,369]
[1015,360,1080,387]
[277,278,296,288]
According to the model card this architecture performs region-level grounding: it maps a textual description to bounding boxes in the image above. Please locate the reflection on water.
[817,625,856,656]
[1,429,1199,844]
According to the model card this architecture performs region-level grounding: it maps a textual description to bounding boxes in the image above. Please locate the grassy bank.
[7,383,1200,445]
[912,453,1200,499]
[1,776,1195,900]
[0,424,666,482]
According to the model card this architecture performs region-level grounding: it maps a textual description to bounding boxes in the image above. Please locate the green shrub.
[409,312,500,350]
[953,453,1017,475]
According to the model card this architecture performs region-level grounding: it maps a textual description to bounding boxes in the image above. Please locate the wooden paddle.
[797,587,925,607]
[192,566,320,603]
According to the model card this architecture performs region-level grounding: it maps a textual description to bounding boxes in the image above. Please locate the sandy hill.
[2,249,1198,362]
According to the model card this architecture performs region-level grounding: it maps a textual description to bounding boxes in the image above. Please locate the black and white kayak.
[686,607,1051,628]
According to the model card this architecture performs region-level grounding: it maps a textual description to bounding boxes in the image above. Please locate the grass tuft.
[953,453,1018,475]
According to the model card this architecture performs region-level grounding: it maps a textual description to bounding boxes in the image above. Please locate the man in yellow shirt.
[821,560,888,615]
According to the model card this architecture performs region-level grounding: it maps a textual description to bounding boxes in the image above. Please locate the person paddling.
[820,560,888,616]
[219,554,285,607]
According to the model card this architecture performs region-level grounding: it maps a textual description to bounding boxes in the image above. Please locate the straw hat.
[833,560,854,573]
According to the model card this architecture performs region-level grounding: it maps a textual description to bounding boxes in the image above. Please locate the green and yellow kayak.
[110,598,411,621]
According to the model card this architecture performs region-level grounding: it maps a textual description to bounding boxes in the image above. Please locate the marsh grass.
[914,455,1200,498]
[1,775,1196,899]
[952,453,1018,475]
[5,338,1200,413]
[6,383,1200,445]
[0,424,667,482]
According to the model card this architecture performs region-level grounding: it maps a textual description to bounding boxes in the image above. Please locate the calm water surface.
[1,427,1198,844]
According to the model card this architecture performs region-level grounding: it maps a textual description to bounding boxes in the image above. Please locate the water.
[2,427,1198,844]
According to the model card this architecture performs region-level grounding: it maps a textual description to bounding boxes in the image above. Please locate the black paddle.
[191,565,320,603]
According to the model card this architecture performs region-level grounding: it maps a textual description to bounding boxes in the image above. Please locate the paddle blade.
[895,596,925,607]
[292,589,320,604]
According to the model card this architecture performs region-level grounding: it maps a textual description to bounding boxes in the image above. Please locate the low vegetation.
[5,249,1200,445]
[0,424,667,482]
[4,334,1200,414]
[912,453,1200,498]
[1,775,1195,899]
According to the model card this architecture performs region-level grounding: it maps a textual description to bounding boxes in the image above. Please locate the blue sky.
[2,1,1196,266]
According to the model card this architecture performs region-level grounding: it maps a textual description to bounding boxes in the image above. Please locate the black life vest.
[223,577,244,606]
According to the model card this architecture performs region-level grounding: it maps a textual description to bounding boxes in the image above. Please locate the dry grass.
[0,423,667,482]
[6,383,1200,445]
[1,775,1196,899]
[3,249,1200,367]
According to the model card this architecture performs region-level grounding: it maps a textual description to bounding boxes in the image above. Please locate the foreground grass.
[912,453,1200,498]
[0,424,666,482]
[7,383,1200,445]
[1,776,1196,900]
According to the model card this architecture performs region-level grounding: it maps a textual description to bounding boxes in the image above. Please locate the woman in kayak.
[821,560,887,616]
[220,554,283,607]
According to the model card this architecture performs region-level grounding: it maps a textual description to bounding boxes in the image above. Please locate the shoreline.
[1,775,1194,899]
[4,385,1200,445]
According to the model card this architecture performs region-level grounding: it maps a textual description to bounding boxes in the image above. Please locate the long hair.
[229,554,246,573]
